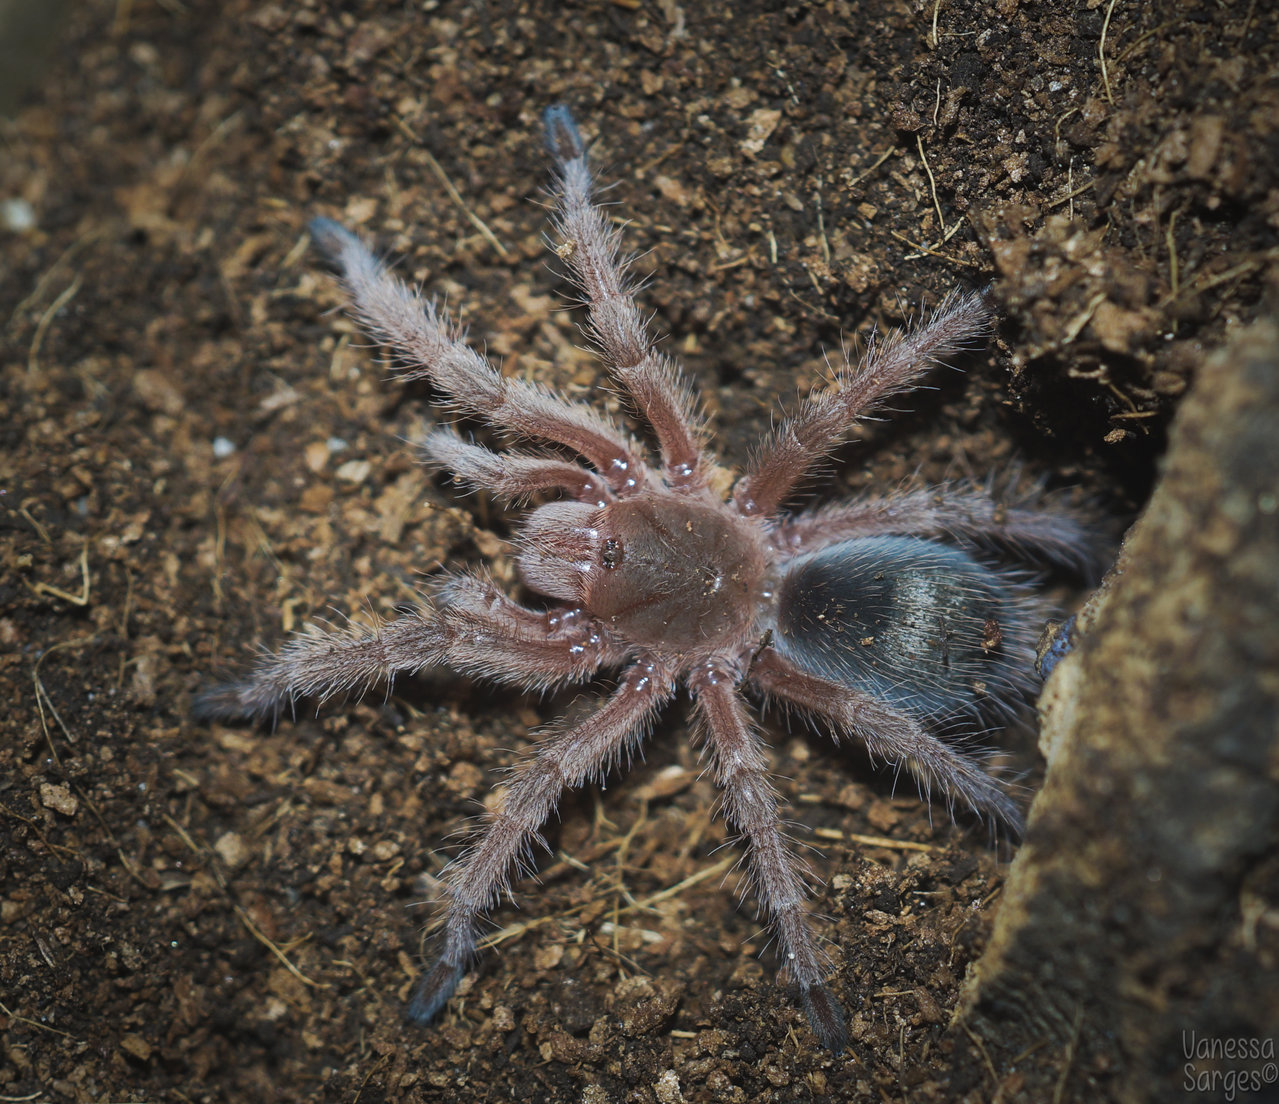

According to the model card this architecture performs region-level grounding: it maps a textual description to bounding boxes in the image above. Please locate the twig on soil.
[888,229,978,269]
[814,176,831,265]
[1051,1005,1086,1104]
[24,545,91,607]
[811,826,936,853]
[1166,204,1185,295]
[0,802,80,862]
[846,146,896,191]
[0,1000,77,1040]
[1045,174,1095,212]
[1235,0,1258,42]
[75,785,152,890]
[960,1020,1001,1087]
[27,275,81,376]
[352,1054,392,1104]
[6,226,101,329]
[394,115,508,258]
[479,852,739,952]
[33,632,99,762]
[916,135,949,240]
[1099,0,1120,104]
[1059,290,1107,347]
[162,811,330,989]
[1162,247,1279,307]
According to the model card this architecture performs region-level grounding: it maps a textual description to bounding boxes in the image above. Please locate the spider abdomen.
[773,536,1034,723]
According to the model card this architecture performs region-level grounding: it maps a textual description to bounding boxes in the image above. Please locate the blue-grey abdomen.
[773,536,1034,722]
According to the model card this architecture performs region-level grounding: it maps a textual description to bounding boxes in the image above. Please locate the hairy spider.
[196,107,1094,1052]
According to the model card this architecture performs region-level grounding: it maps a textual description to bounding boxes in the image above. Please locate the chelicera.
[197,107,1095,1050]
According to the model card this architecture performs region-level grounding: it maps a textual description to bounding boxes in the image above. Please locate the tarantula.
[197,107,1093,1052]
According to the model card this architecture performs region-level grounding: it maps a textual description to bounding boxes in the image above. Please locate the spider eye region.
[583,492,767,654]
[601,537,624,570]
[773,536,1035,722]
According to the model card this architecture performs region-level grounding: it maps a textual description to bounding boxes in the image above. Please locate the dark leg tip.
[191,681,250,724]
[405,958,465,1025]
[801,985,849,1053]
[191,680,283,728]
[307,216,359,266]
[542,104,584,164]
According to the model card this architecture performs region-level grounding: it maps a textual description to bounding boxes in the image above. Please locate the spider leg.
[734,289,993,518]
[434,573,626,691]
[309,217,644,494]
[749,649,1024,833]
[774,483,1100,577]
[543,106,708,492]
[192,577,617,722]
[690,666,849,1052]
[407,660,674,1024]
[420,426,612,507]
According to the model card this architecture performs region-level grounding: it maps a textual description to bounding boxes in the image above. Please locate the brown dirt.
[1,2,1274,1102]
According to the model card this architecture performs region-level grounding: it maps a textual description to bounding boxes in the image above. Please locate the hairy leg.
[407,659,674,1024]
[193,578,615,721]
[690,666,848,1052]
[749,649,1024,832]
[734,290,992,518]
[433,573,626,692]
[420,427,613,508]
[309,217,645,494]
[773,482,1100,576]
[543,106,708,492]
